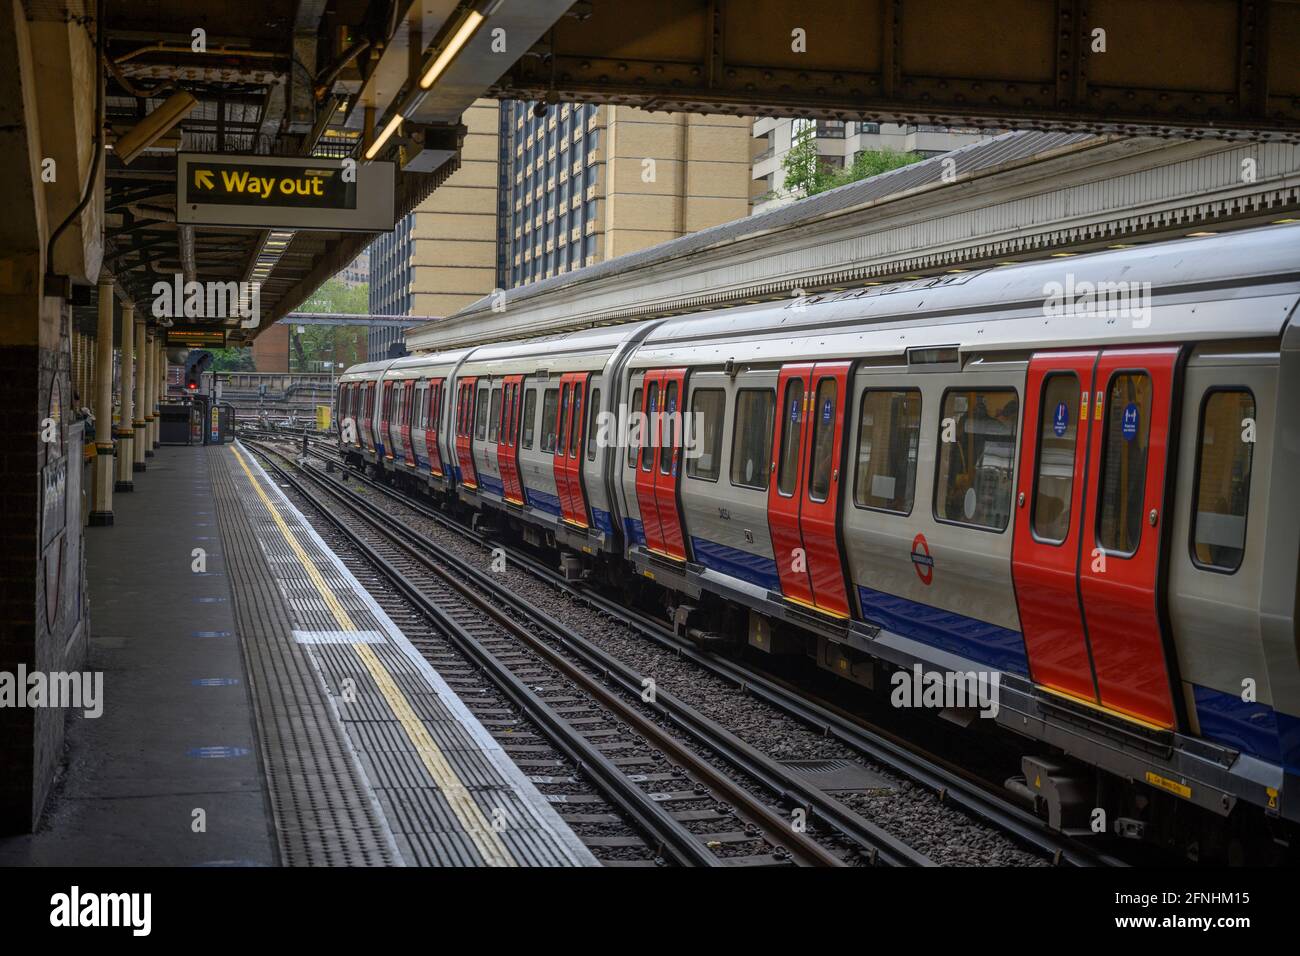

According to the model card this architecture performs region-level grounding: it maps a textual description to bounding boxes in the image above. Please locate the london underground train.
[337,224,1299,859]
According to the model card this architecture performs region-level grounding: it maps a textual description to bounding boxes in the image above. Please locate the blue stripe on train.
[478,473,505,498]
[690,537,780,591]
[592,508,614,536]
[624,517,646,547]
[1193,684,1300,776]
[857,585,1030,676]
[527,488,562,516]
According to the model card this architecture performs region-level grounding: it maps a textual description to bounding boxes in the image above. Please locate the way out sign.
[176,153,395,231]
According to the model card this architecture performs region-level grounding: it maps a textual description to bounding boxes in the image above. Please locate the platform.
[0,444,594,867]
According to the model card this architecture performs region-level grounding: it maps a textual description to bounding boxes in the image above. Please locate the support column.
[133,314,147,471]
[141,331,154,457]
[149,337,161,452]
[114,303,134,491]
[90,279,115,524]
[156,338,165,447]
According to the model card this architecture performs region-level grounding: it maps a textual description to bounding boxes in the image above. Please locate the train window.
[686,389,725,482]
[641,382,658,471]
[475,387,490,441]
[569,385,583,457]
[731,389,774,490]
[1190,389,1255,573]
[1096,372,1152,555]
[853,389,921,514]
[488,387,502,443]
[627,387,642,468]
[540,387,559,453]
[807,378,838,502]
[557,384,570,456]
[776,378,805,497]
[934,388,1019,532]
[1030,374,1079,543]
[587,388,601,460]
[522,388,538,449]
[660,382,678,475]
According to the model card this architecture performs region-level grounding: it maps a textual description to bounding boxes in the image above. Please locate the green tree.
[298,277,369,316]
[207,346,256,372]
[290,277,369,372]
[778,121,924,200]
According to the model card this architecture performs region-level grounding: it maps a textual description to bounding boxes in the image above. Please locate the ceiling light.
[364,112,404,161]
[420,11,485,89]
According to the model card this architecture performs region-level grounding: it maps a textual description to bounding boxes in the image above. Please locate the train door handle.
[1017,492,1026,508]
[1148,508,1159,527]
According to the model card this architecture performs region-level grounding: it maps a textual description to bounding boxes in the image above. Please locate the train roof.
[630,223,1300,364]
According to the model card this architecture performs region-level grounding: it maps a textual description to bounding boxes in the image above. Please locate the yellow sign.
[316,405,331,430]
[1144,771,1192,800]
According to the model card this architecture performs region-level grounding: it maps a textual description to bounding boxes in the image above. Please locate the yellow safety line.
[229,445,517,867]
[352,642,516,867]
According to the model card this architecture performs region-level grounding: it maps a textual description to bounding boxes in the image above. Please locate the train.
[336,223,1300,861]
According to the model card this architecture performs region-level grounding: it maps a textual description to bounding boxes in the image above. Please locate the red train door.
[425,378,444,476]
[381,381,395,459]
[499,375,525,505]
[767,362,851,618]
[635,374,665,550]
[360,383,374,450]
[1078,347,1180,728]
[553,372,591,527]
[456,377,478,488]
[1012,347,1180,729]
[400,385,416,467]
[1012,350,1098,702]
[652,369,687,559]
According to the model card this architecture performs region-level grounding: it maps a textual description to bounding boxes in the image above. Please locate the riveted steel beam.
[490,0,1300,142]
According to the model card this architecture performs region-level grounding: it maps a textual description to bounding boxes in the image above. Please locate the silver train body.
[338,225,1300,840]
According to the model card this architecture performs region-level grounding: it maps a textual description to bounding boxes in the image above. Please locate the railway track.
[273,431,1124,867]
[248,439,934,867]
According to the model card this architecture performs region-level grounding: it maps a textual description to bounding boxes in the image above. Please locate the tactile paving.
[210,442,595,867]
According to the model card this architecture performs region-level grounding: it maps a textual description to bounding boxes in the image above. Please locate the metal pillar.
[90,279,115,524]
[133,316,147,472]
[114,303,134,491]
[151,337,163,451]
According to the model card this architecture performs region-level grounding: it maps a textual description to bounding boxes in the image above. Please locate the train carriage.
[338,223,1300,846]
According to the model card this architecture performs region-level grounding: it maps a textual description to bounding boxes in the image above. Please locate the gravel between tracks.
[330,465,1048,866]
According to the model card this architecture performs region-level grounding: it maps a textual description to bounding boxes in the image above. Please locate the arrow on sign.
[194,169,215,190]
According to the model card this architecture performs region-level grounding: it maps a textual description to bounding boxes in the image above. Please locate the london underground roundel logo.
[911,533,934,586]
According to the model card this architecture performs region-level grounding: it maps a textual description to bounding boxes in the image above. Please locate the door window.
[807,378,838,502]
[1096,372,1152,555]
[1031,373,1080,543]
[776,378,805,496]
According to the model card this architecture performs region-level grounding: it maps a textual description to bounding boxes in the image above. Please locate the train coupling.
[1015,755,1093,832]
